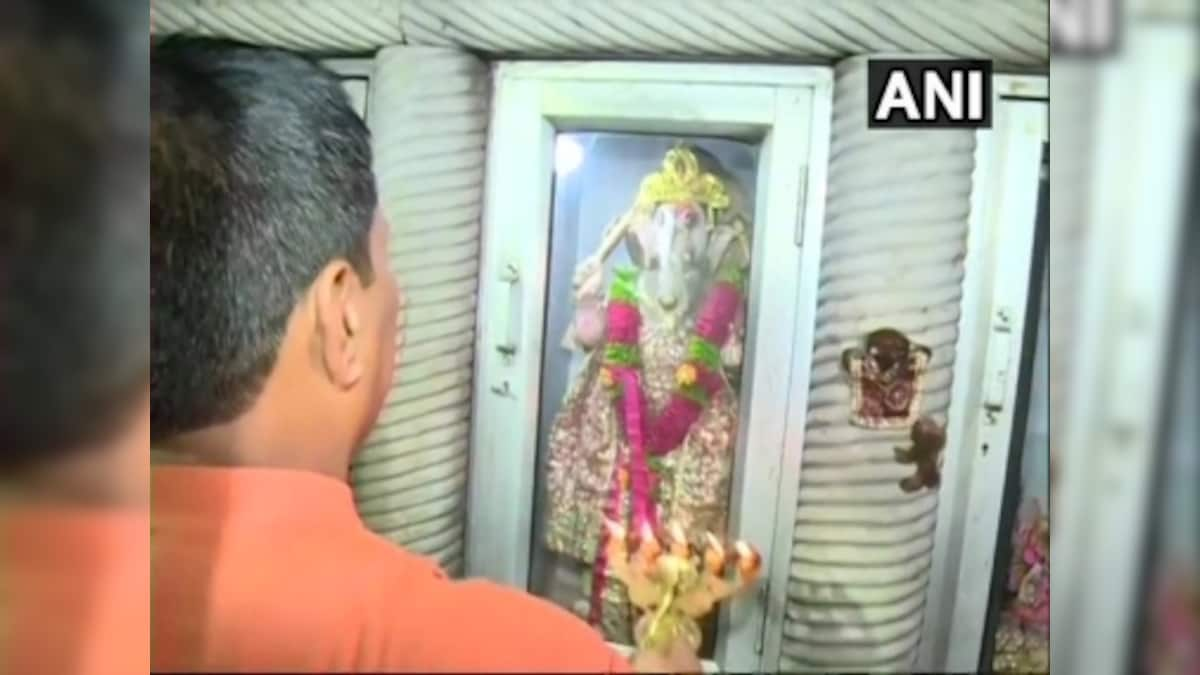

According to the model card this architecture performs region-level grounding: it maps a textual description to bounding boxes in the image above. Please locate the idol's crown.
[636,146,731,211]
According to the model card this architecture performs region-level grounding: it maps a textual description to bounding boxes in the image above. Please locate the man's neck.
[2,447,146,510]
[153,419,352,482]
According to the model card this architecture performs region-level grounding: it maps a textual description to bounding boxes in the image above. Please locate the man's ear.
[312,260,365,389]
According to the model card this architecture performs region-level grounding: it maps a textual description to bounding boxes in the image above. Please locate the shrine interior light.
[555,134,584,176]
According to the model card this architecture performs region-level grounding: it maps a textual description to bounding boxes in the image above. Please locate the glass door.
[467,62,832,670]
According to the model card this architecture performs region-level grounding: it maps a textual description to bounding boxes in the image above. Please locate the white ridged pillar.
[349,46,489,577]
[778,55,976,672]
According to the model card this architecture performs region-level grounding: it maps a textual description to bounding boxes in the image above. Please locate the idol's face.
[626,201,709,319]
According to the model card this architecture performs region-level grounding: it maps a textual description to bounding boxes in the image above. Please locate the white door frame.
[466,61,832,672]
[916,74,1048,673]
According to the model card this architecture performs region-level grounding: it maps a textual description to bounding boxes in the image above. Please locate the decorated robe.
[543,307,739,639]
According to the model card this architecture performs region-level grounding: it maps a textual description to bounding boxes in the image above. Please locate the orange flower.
[676,363,698,387]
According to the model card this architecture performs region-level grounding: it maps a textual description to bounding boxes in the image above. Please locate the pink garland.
[1008,514,1049,632]
[589,461,625,627]
[588,270,741,628]
[608,278,742,453]
[614,367,655,531]
[645,282,740,452]
[588,367,655,629]
[647,398,702,454]
[694,281,741,344]
[607,302,640,344]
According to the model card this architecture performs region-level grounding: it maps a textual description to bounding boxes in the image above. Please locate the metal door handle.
[496,263,521,360]
[983,307,1014,415]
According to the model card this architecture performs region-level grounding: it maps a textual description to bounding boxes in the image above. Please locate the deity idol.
[541,145,751,642]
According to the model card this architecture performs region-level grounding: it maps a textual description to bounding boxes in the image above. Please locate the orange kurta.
[1,507,149,675]
[150,466,630,673]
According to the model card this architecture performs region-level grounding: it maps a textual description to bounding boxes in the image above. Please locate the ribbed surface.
[349,47,489,578]
[779,56,974,672]
[152,0,401,51]
[151,0,1048,65]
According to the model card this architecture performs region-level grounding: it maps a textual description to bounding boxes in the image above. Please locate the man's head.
[150,38,398,474]
[0,0,149,504]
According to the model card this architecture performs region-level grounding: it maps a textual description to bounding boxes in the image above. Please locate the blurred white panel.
[1052,19,1197,675]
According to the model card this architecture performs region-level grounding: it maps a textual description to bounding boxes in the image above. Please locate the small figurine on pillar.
[893,415,946,492]
[842,328,931,429]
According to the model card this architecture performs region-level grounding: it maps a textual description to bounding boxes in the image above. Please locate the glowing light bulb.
[555,135,584,175]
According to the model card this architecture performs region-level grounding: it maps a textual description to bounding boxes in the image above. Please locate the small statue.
[603,519,762,655]
[842,328,931,429]
[893,416,946,492]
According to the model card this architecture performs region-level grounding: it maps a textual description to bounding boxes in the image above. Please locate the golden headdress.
[635,146,731,213]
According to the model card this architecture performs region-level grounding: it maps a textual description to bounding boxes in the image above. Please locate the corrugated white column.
[778,56,975,672]
[349,46,489,577]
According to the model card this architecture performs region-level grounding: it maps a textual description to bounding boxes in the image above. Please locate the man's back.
[152,466,629,672]
[148,39,642,673]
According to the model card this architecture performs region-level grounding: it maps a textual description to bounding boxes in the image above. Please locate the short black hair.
[0,0,149,469]
[150,37,377,441]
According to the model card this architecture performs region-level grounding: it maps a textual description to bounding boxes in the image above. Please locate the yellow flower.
[676,363,698,387]
[600,367,615,388]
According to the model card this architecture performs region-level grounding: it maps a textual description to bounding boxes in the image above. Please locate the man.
[0,1,149,674]
[150,37,698,672]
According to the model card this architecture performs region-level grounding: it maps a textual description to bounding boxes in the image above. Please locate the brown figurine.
[842,328,931,429]
[894,416,945,492]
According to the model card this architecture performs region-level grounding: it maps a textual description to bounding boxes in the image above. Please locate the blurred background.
[1049,2,1197,674]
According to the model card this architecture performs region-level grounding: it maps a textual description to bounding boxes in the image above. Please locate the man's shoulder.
[353,527,447,580]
